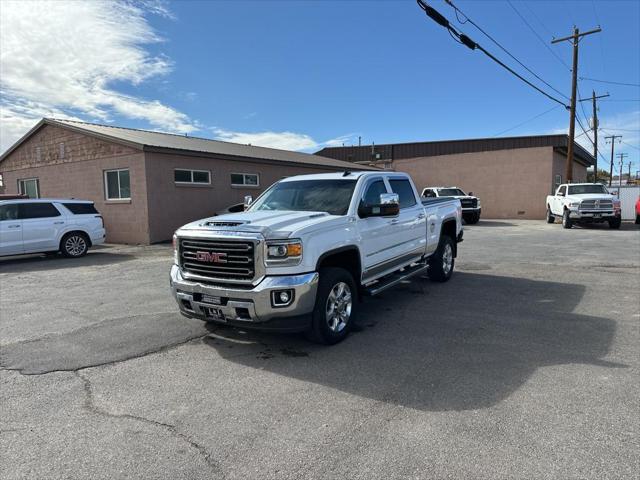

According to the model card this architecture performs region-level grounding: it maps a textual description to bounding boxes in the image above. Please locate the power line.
[444,0,569,100]
[491,105,562,137]
[579,76,640,87]
[415,1,569,108]
[507,0,571,71]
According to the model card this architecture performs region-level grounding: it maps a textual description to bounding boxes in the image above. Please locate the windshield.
[249,179,357,216]
[568,184,608,195]
[438,188,466,196]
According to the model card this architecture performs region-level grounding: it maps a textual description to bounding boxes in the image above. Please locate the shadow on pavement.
[203,272,623,412]
[465,220,516,227]
[0,250,136,273]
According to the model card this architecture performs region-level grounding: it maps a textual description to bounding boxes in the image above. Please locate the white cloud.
[0,0,197,152]
[213,128,359,152]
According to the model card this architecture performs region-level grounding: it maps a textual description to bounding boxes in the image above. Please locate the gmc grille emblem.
[195,251,228,263]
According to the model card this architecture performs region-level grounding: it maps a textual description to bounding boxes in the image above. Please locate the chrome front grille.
[580,199,613,211]
[180,238,256,281]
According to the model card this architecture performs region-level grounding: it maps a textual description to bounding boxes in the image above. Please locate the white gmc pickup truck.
[546,183,621,229]
[170,171,463,344]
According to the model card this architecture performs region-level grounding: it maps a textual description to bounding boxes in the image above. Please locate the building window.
[59,142,65,159]
[104,169,131,200]
[555,174,562,188]
[0,173,4,188]
[174,169,211,184]
[230,173,259,187]
[18,178,40,198]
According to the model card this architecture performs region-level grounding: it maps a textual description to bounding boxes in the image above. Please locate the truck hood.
[177,210,343,239]
[564,193,616,202]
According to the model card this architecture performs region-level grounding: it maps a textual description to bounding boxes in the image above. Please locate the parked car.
[170,171,463,344]
[0,199,106,257]
[421,186,481,224]
[546,183,621,229]
[636,196,640,224]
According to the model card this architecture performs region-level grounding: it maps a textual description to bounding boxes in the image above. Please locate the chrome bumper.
[170,265,319,325]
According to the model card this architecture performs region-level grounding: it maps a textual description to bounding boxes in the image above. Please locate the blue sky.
[1,0,639,175]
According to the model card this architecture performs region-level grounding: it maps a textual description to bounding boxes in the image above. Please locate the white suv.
[0,199,106,257]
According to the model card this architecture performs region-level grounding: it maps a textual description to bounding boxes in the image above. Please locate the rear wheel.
[635,214,639,225]
[306,267,357,345]
[428,235,455,283]
[60,232,89,258]
[546,207,555,223]
[562,210,573,229]
[464,213,480,224]
[608,217,621,229]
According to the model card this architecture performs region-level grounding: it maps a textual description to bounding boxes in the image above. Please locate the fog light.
[271,289,294,307]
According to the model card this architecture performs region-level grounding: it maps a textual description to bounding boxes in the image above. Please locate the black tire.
[60,232,89,258]
[464,213,480,225]
[305,267,358,345]
[635,214,639,225]
[562,210,573,229]
[608,217,621,229]
[546,207,555,224]
[428,235,455,283]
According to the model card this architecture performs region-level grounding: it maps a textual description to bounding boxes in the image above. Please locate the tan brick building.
[316,135,595,219]
[0,119,374,244]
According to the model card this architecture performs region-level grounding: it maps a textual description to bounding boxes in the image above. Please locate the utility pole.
[616,152,628,188]
[552,26,601,183]
[579,90,609,182]
[605,135,622,186]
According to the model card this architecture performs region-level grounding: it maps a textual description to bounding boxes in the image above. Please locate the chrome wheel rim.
[326,282,352,333]
[442,243,453,275]
[65,236,86,256]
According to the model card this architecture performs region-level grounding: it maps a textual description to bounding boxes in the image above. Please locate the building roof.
[315,134,596,167]
[0,118,377,171]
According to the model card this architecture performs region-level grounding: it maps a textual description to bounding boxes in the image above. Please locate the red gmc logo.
[195,251,228,263]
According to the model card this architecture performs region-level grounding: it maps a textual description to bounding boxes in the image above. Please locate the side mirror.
[468,191,473,196]
[557,192,564,197]
[359,193,400,218]
[243,195,253,210]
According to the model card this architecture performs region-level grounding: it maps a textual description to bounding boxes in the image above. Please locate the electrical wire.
[506,0,571,71]
[491,105,562,137]
[416,1,569,108]
[579,77,640,87]
[444,0,569,100]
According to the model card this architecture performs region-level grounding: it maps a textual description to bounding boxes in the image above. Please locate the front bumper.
[569,210,620,221]
[462,207,481,213]
[169,265,318,332]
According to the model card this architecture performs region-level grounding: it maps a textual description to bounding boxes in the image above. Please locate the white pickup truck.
[421,186,481,224]
[170,171,463,344]
[546,183,621,229]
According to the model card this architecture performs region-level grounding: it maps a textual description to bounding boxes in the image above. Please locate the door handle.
[53,221,64,225]
[7,224,21,229]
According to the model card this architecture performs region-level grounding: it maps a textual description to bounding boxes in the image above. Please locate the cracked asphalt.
[1,220,639,479]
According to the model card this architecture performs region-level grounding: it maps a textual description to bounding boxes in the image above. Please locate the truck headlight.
[265,239,303,266]
[172,234,179,265]
[569,202,580,208]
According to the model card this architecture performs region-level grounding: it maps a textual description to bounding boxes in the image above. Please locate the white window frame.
[174,169,211,185]
[555,174,562,188]
[230,172,260,187]
[18,177,40,198]
[104,168,131,200]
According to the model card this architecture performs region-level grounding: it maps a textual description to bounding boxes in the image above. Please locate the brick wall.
[0,124,150,244]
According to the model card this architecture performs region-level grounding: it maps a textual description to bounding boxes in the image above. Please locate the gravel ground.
[1,219,638,480]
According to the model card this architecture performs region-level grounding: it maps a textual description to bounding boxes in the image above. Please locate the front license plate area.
[593,213,602,218]
[204,307,226,322]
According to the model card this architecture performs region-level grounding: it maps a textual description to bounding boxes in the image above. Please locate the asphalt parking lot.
[1,220,638,480]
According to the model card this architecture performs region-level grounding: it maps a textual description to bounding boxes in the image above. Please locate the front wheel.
[464,213,480,224]
[608,217,621,229]
[562,210,573,229]
[428,235,455,283]
[306,267,358,345]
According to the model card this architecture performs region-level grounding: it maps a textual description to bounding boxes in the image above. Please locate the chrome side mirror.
[243,195,253,210]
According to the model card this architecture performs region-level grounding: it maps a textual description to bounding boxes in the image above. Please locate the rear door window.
[18,203,61,219]
[0,204,19,221]
[63,203,99,215]
[389,179,417,209]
